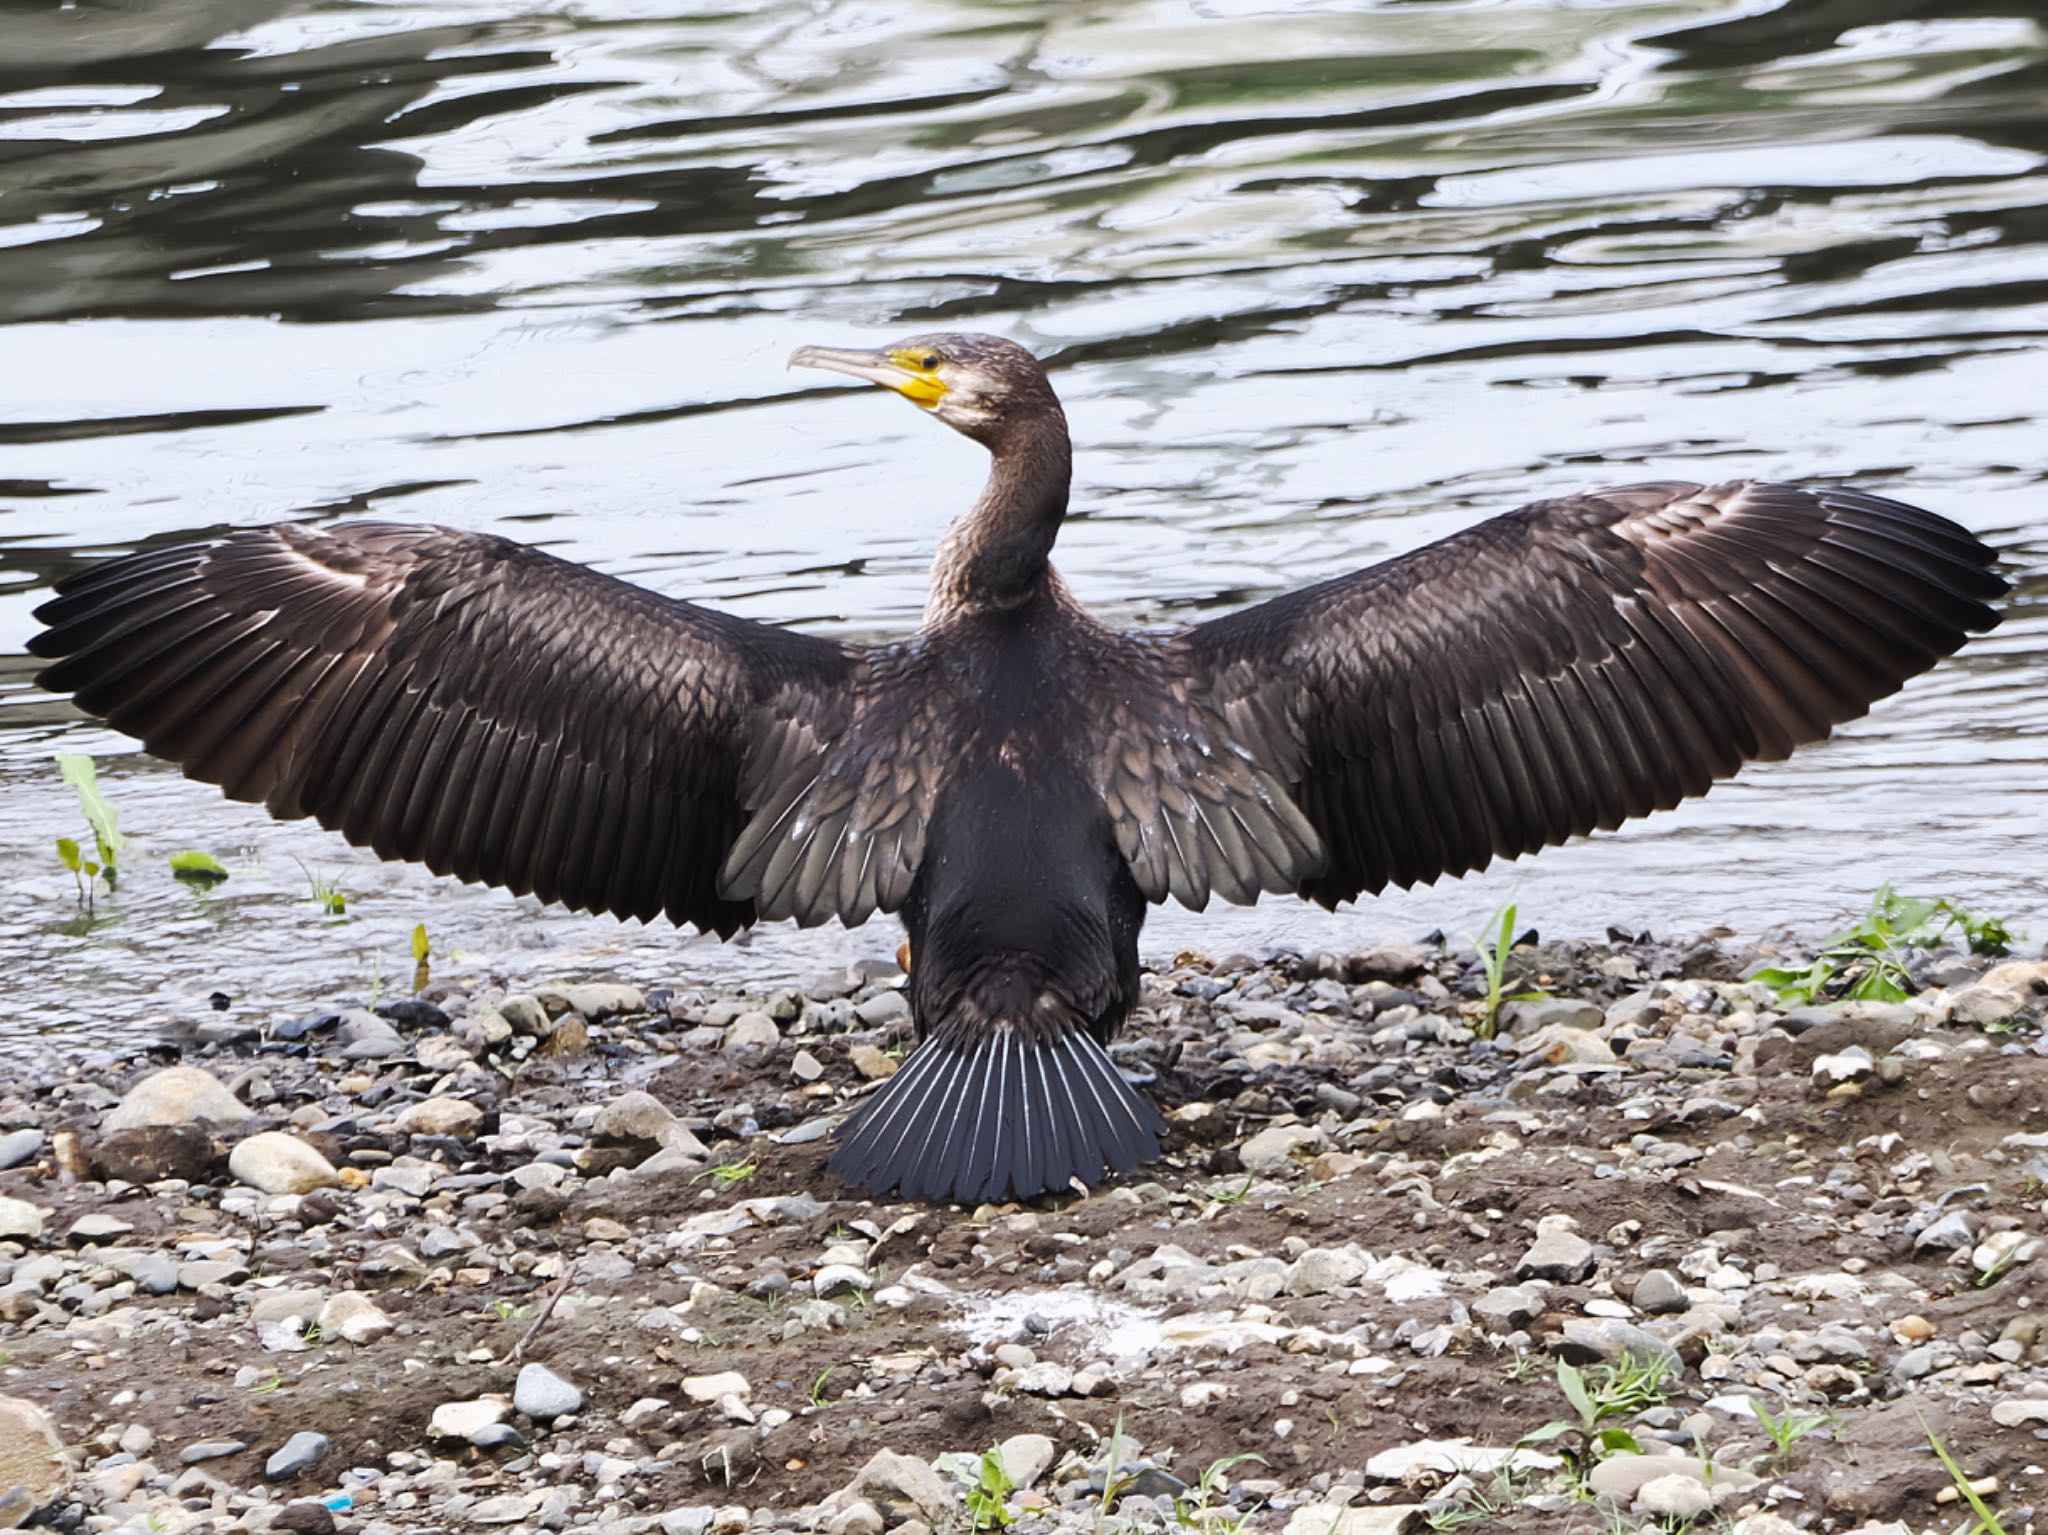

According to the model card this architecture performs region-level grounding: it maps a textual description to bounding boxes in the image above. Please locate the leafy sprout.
[1921,1414,2009,1535]
[1752,885,2017,1007]
[1520,1352,1677,1472]
[1462,902,1540,1038]
[1746,1396,1828,1471]
[965,1446,1017,1530]
[56,752,126,909]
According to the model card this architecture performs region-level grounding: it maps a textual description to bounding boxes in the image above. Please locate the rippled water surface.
[4,0,2046,1045]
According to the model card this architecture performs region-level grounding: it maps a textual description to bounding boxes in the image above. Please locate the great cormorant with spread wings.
[30,334,2007,1203]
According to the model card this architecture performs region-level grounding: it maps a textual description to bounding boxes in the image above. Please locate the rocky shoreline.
[2,928,2046,1535]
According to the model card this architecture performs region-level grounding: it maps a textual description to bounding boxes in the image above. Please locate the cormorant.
[29,334,2008,1204]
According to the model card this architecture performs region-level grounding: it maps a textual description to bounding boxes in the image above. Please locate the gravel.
[2,931,2044,1534]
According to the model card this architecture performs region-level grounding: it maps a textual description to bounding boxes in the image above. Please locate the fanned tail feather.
[828,1016,1164,1203]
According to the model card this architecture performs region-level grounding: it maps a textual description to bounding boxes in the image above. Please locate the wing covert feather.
[32,522,860,934]
[1186,481,2006,906]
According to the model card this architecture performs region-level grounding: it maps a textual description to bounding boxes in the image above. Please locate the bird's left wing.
[30,522,860,934]
[1180,481,2006,908]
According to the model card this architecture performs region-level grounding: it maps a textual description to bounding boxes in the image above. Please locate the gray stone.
[592,1091,709,1160]
[104,1066,253,1131]
[1558,1318,1680,1371]
[178,1440,246,1464]
[723,1012,781,1052]
[514,1363,583,1420]
[1632,1269,1689,1315]
[1346,943,1433,981]
[1991,1399,2048,1428]
[1282,1506,1426,1535]
[854,991,911,1027]
[832,1448,960,1524]
[337,1011,404,1059]
[1501,997,1605,1035]
[1239,1123,1326,1172]
[1473,1283,1544,1331]
[555,983,644,1019]
[1516,1226,1597,1284]
[228,1132,340,1195]
[315,1291,393,1345]
[429,1397,509,1442]
[498,994,550,1035]
[65,1212,134,1245]
[265,1432,329,1480]
[1635,1474,1717,1520]
[997,1432,1055,1490]
[394,1097,484,1139]
[1286,1247,1368,1297]
[0,1131,43,1171]
[0,1198,45,1242]
[1914,1210,1977,1252]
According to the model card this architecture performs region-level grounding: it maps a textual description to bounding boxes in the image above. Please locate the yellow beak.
[789,345,946,409]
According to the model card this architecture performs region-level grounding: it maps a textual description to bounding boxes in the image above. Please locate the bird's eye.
[920,354,940,370]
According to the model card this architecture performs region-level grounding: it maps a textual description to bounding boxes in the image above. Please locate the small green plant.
[965,1446,1017,1530]
[1463,902,1542,1037]
[296,859,346,916]
[168,849,229,886]
[1921,1415,2008,1535]
[1175,1452,1265,1532]
[248,1371,284,1396]
[808,1365,836,1407]
[1747,1396,1827,1470]
[1521,1352,1676,1470]
[693,1159,758,1188]
[411,921,431,992]
[1976,1243,2027,1289]
[56,752,126,908]
[1753,886,2016,1006]
[488,1298,536,1325]
[1099,1415,1135,1514]
[1203,1174,1256,1207]
[1502,1348,1542,1383]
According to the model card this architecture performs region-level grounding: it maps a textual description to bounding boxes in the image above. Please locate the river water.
[3,0,2045,1046]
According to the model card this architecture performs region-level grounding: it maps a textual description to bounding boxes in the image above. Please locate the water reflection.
[0,0,2043,1048]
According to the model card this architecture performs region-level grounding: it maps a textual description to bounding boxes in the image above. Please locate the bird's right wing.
[31,522,860,935]
[1183,481,2006,907]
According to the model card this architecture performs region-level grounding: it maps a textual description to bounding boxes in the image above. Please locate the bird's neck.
[925,410,1072,622]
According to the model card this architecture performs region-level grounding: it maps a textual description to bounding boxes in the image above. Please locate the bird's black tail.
[828,1005,1165,1204]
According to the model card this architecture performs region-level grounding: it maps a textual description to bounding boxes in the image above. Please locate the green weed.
[295,859,346,916]
[965,1446,1017,1530]
[1463,902,1543,1038]
[1520,1352,1676,1472]
[1175,1452,1265,1533]
[56,752,126,908]
[1921,1416,2007,1535]
[1753,885,2016,1007]
[1746,1396,1827,1471]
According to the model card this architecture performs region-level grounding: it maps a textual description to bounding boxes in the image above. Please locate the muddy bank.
[2,928,2045,1535]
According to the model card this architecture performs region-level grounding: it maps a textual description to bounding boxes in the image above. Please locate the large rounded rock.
[103,1066,252,1132]
[228,1133,341,1196]
[0,1395,70,1522]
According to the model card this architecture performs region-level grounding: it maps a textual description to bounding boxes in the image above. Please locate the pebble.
[316,1290,393,1344]
[1501,996,1605,1034]
[1239,1123,1326,1171]
[0,1196,46,1241]
[0,1395,71,1509]
[1991,1399,2048,1428]
[1517,1224,1597,1283]
[1635,1473,1716,1519]
[514,1362,584,1420]
[0,1129,44,1170]
[848,1044,898,1079]
[724,1012,781,1052]
[179,1439,247,1463]
[1632,1268,1688,1314]
[430,1396,509,1441]
[228,1131,342,1195]
[683,1372,751,1403]
[265,1431,330,1480]
[394,1096,485,1138]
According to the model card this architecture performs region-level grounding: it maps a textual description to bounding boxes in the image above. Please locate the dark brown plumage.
[30,331,2008,1204]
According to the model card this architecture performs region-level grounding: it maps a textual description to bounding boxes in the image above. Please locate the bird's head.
[789,332,1061,448]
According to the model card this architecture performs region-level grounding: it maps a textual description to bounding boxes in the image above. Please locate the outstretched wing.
[1184,481,2006,907]
[30,522,859,934]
